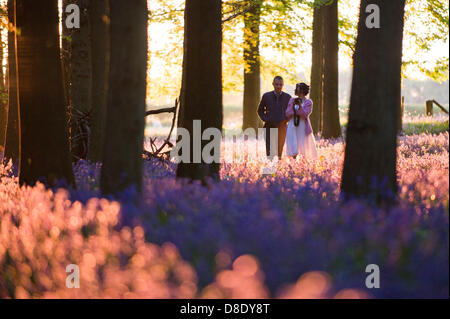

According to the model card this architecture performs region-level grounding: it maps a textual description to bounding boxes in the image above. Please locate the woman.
[285,83,318,159]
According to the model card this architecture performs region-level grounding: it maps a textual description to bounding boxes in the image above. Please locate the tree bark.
[61,0,73,110]
[341,0,406,205]
[87,0,110,163]
[100,0,147,197]
[0,24,7,151]
[322,0,341,139]
[16,0,75,187]
[176,0,223,183]
[70,0,92,160]
[4,0,19,164]
[242,0,262,131]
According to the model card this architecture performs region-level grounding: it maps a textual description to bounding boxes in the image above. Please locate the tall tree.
[322,0,341,139]
[4,0,19,165]
[309,1,325,134]
[15,0,75,187]
[69,0,92,160]
[100,0,147,197]
[242,0,262,131]
[87,0,110,163]
[341,0,406,204]
[176,0,223,182]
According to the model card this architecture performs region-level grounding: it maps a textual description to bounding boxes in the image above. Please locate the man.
[257,76,291,158]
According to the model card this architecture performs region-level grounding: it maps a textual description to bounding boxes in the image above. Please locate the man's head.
[272,76,284,95]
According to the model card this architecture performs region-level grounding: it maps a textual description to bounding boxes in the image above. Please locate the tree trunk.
[70,0,92,161]
[176,0,223,183]
[87,0,110,163]
[61,0,73,110]
[242,0,262,131]
[341,0,406,205]
[4,0,19,165]
[0,25,7,151]
[16,0,75,187]
[310,2,324,134]
[322,0,341,139]
[100,0,147,197]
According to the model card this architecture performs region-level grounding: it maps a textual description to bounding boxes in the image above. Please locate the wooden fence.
[426,100,449,116]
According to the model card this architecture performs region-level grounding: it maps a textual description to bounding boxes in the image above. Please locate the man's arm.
[257,94,269,122]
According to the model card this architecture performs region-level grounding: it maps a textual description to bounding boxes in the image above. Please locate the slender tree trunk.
[100,0,147,197]
[87,0,110,163]
[0,27,7,151]
[242,0,262,131]
[341,0,406,205]
[4,0,19,164]
[61,0,73,110]
[322,0,341,139]
[176,0,223,183]
[61,0,73,161]
[16,0,75,187]
[70,0,92,161]
[0,28,4,89]
[310,2,324,134]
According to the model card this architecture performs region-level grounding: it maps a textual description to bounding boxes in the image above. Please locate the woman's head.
[295,83,310,97]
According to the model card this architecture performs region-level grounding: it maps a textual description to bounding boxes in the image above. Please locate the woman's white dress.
[286,115,318,159]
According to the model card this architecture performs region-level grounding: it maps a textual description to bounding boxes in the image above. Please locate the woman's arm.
[296,100,313,119]
[285,98,295,120]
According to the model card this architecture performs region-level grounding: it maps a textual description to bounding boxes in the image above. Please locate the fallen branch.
[145,106,177,117]
[144,98,179,162]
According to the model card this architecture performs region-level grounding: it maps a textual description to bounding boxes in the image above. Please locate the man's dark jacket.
[257,91,292,127]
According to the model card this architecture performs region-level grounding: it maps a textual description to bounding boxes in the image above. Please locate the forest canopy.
[148,0,449,105]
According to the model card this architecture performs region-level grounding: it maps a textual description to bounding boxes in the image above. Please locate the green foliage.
[403,0,448,81]
[403,120,449,135]
[331,0,449,81]
[337,0,357,58]
[259,0,310,53]
[147,0,184,102]
[224,0,312,89]
[148,0,313,104]
[146,0,449,105]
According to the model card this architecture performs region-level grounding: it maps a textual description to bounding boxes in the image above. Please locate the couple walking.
[257,76,318,160]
